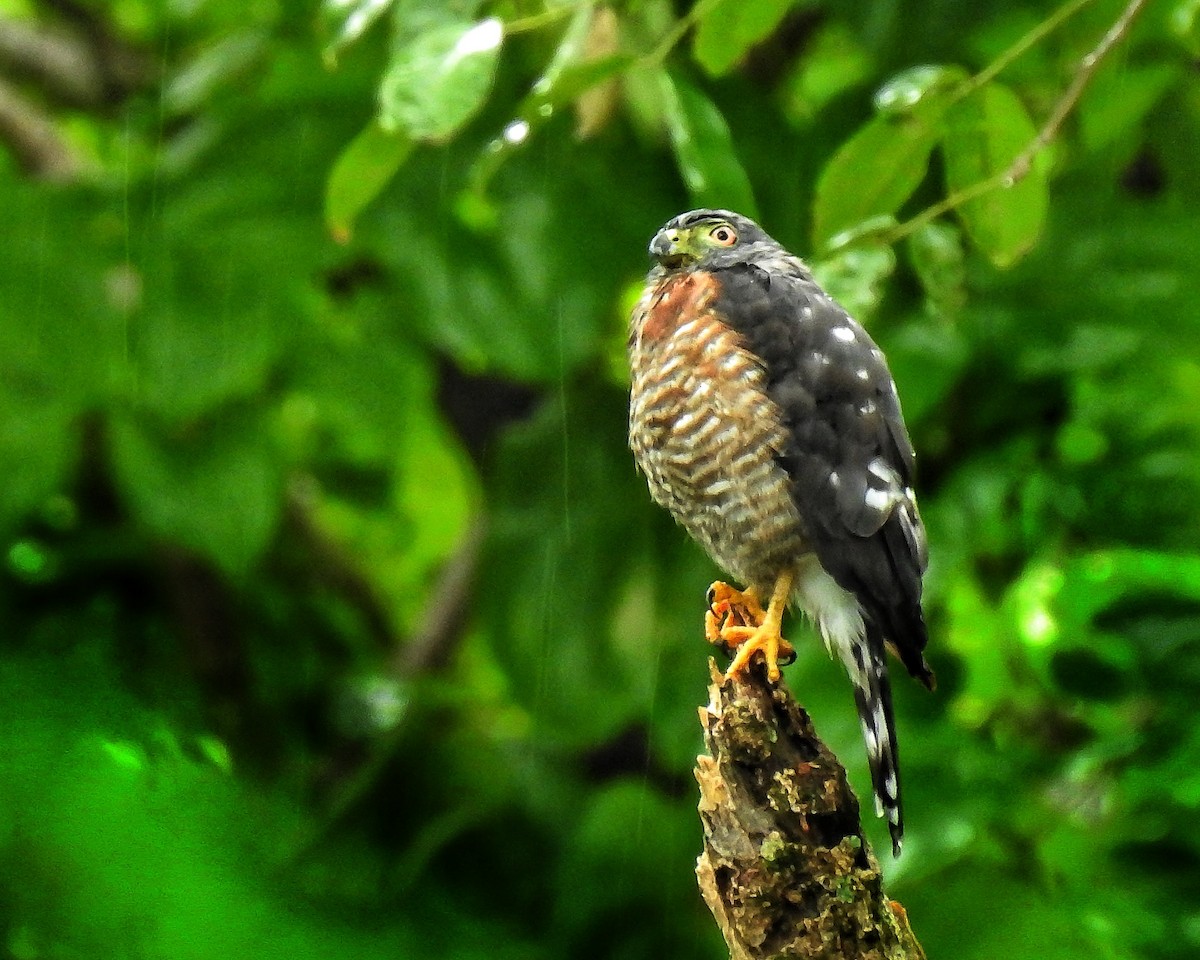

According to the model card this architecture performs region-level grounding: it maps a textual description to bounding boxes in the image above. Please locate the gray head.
[648,209,783,272]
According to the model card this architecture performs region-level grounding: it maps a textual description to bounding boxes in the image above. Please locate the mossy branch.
[695,660,924,960]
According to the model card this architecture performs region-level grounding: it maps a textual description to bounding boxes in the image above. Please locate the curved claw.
[710,572,795,683]
[706,582,766,632]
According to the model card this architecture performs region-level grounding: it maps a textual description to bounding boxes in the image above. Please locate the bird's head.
[649,209,776,271]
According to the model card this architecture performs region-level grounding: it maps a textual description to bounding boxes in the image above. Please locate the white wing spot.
[829,470,841,489]
[868,458,899,485]
[856,368,870,381]
[859,400,876,415]
[832,326,856,343]
[865,487,893,512]
[802,305,814,319]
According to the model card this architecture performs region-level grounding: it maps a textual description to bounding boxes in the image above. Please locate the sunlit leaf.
[659,70,757,217]
[1169,0,1200,56]
[469,3,631,195]
[812,64,967,250]
[692,0,796,77]
[812,110,943,252]
[379,18,503,141]
[325,120,413,241]
[392,0,484,39]
[164,31,268,115]
[942,82,1048,268]
[873,64,967,116]
[322,0,395,66]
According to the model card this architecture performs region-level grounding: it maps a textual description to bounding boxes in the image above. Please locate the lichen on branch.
[694,660,924,960]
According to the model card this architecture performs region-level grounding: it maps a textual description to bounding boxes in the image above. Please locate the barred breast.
[628,270,808,591]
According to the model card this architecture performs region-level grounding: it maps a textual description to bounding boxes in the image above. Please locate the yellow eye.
[709,224,737,246]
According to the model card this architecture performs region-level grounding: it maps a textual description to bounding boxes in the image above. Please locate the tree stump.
[695,660,924,960]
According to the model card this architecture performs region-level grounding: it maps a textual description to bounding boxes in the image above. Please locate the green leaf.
[392,0,484,39]
[812,112,942,251]
[321,0,396,66]
[812,64,966,250]
[780,20,872,124]
[942,82,1048,268]
[555,782,698,937]
[109,412,282,575]
[379,18,503,141]
[659,70,757,217]
[325,120,413,241]
[131,290,283,424]
[906,220,967,314]
[1170,0,1200,56]
[0,399,76,535]
[810,242,896,324]
[873,64,967,117]
[1079,61,1180,151]
[883,319,969,424]
[468,2,631,195]
[692,0,796,77]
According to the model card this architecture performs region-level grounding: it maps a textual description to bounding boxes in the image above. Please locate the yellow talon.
[714,570,795,682]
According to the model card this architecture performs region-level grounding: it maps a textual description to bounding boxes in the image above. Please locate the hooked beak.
[649,228,690,269]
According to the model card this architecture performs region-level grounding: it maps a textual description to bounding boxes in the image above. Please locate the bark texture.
[695,660,924,960]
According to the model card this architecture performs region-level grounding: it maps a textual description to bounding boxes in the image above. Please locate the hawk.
[628,209,934,856]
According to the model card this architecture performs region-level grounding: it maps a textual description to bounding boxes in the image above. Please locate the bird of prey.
[627,209,934,856]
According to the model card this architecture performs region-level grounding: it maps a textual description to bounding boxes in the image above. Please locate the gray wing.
[712,260,933,687]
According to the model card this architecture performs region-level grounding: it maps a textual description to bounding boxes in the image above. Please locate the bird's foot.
[705,580,794,680]
[721,621,795,683]
[705,581,766,639]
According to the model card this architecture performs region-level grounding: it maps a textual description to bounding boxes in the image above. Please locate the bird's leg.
[705,581,767,646]
[721,569,796,683]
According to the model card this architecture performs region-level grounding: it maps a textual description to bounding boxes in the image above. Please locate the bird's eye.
[709,224,737,246]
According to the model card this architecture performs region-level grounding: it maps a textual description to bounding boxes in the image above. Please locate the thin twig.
[1008,0,1148,181]
[505,3,582,35]
[955,0,1097,102]
[879,0,1149,247]
[0,75,81,179]
[0,16,106,107]
[642,0,726,67]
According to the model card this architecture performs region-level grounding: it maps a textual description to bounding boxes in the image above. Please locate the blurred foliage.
[1,0,1199,957]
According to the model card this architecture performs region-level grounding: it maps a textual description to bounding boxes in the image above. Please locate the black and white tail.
[845,625,904,857]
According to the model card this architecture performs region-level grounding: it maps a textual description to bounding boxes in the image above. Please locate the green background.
[2,0,1199,957]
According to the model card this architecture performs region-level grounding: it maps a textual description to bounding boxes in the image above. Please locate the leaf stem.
[956,0,1098,101]
[642,0,726,67]
[879,0,1149,247]
[505,3,585,35]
